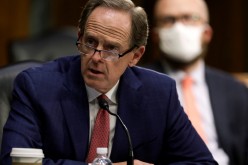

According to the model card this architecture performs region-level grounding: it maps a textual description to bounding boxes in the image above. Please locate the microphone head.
[98,96,109,110]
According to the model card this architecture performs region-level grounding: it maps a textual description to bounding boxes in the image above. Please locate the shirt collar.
[85,81,119,104]
[168,60,205,84]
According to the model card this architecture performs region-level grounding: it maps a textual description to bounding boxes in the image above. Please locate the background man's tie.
[182,76,207,143]
[86,95,110,163]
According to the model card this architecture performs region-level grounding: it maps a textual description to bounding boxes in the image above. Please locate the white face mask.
[158,23,205,62]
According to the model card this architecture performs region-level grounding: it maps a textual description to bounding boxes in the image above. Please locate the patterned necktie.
[86,94,110,163]
[181,75,207,143]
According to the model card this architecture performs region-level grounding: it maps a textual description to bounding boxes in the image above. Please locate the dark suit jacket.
[144,61,248,165]
[0,56,217,165]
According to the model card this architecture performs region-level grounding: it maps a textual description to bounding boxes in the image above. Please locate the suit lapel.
[60,65,146,162]
[60,59,90,161]
[205,68,227,147]
[110,67,143,162]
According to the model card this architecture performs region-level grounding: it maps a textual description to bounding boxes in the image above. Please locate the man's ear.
[128,46,145,67]
[152,27,160,45]
[77,28,82,38]
[203,24,213,44]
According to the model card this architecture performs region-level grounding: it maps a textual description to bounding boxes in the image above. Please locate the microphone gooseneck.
[98,97,134,165]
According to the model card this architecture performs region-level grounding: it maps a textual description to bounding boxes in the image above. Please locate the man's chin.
[84,79,108,93]
[163,55,202,69]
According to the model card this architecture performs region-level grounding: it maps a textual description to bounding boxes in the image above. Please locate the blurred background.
[0,0,247,73]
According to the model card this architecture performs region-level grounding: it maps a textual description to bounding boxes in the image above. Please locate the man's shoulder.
[132,66,172,79]
[205,66,248,96]
[127,66,175,87]
[24,55,80,74]
[15,55,81,85]
[205,66,245,86]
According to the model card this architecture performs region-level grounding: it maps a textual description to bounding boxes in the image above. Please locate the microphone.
[98,97,134,165]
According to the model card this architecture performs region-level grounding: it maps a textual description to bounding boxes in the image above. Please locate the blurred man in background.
[145,0,248,164]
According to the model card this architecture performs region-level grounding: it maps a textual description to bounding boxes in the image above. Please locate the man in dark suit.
[144,0,248,164]
[0,0,217,164]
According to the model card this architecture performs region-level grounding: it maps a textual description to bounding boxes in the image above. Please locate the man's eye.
[85,38,96,46]
[161,16,175,24]
[106,45,118,52]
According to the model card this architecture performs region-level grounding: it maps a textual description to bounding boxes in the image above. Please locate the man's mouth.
[89,68,102,74]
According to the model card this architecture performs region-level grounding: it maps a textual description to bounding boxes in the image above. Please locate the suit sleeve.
[0,71,87,165]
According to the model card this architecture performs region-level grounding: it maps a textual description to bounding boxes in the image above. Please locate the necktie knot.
[97,94,109,110]
[98,94,108,100]
[182,75,193,88]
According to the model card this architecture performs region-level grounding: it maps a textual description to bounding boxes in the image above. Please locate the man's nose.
[91,49,102,61]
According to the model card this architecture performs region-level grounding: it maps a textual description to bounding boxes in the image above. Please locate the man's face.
[79,7,139,93]
[154,0,207,28]
[153,0,212,65]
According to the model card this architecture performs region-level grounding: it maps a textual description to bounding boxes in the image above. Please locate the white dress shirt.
[86,81,119,158]
[165,60,229,165]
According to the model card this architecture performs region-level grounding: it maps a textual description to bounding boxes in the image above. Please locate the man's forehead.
[155,0,207,19]
[85,7,132,44]
[87,7,131,28]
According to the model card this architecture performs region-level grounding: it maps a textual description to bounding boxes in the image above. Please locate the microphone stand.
[98,97,134,165]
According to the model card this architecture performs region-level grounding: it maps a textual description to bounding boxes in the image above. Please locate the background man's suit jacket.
[144,61,248,165]
[1,56,216,165]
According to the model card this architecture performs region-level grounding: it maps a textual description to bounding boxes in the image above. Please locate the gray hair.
[78,0,149,46]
